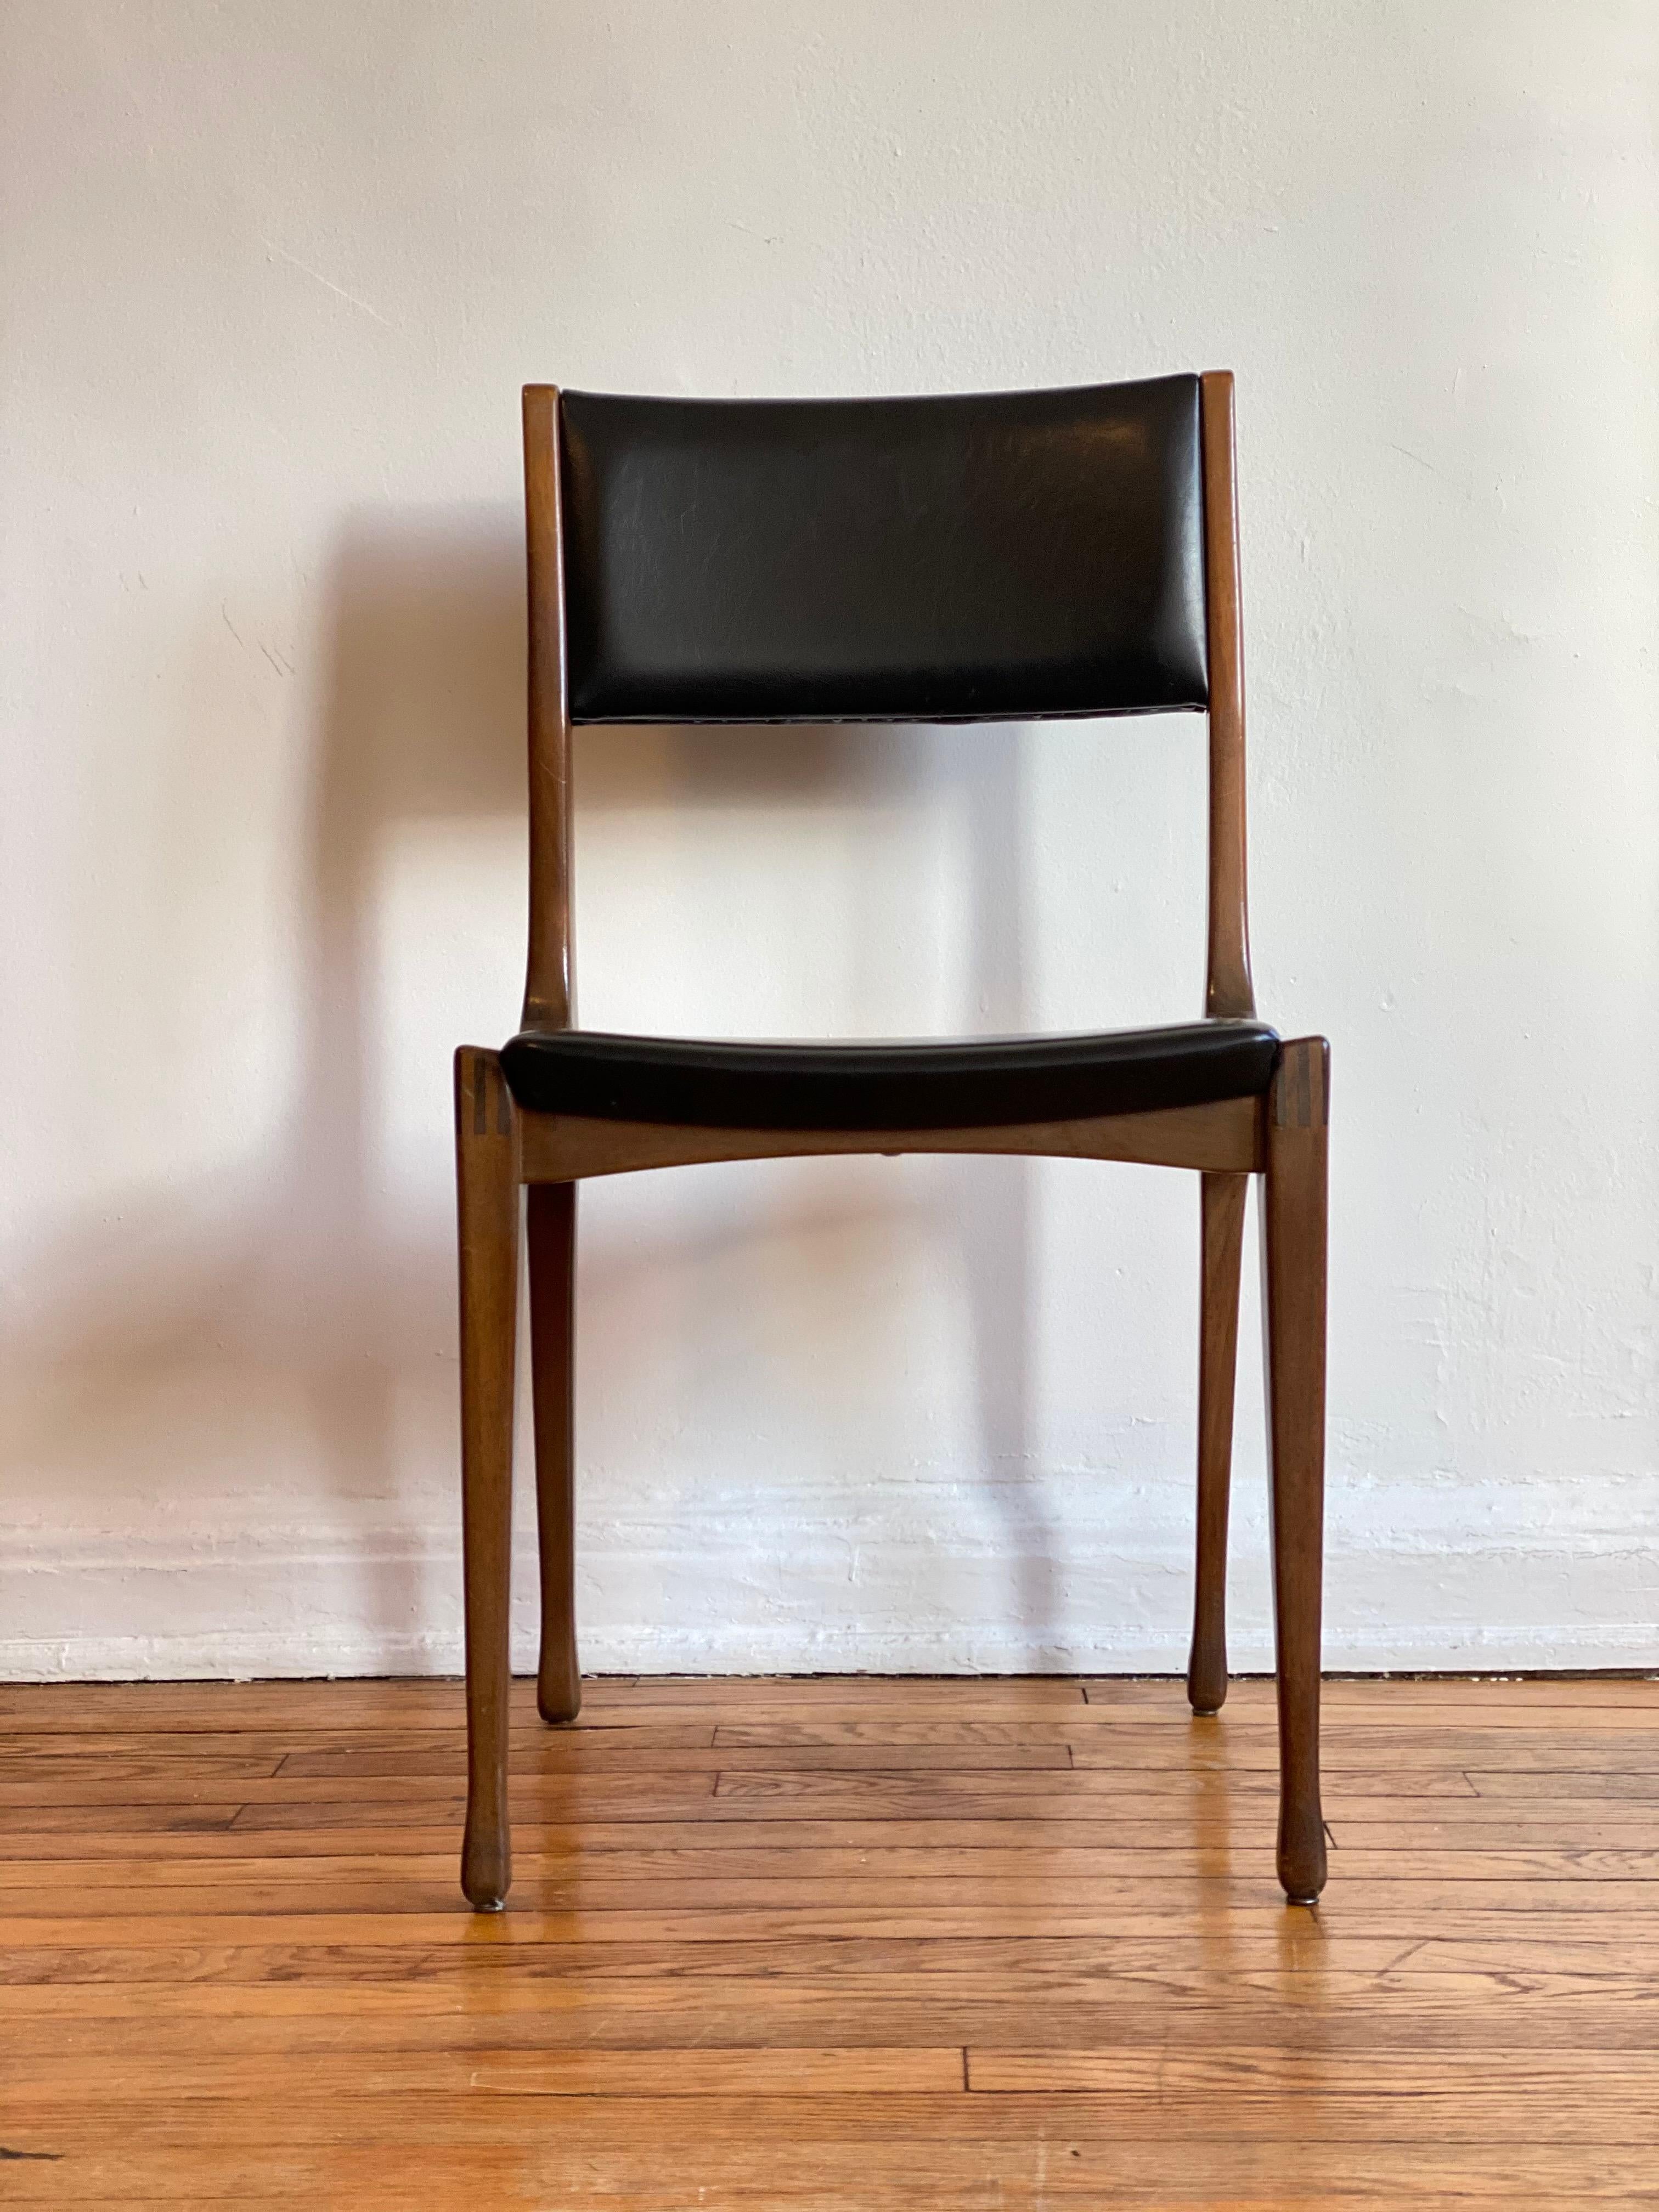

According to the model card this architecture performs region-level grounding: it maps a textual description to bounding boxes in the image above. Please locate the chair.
[454,373,1329,1911]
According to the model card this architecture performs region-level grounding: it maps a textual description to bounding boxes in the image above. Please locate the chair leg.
[1187,1170,1246,1715]
[455,1047,520,1911]
[1263,1038,1330,1906]
[528,1181,582,1724]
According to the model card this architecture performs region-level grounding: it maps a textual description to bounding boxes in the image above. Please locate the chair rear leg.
[1187,1170,1246,1715]
[528,1181,582,1724]
[455,1048,520,1911]
[1263,1039,1330,1905]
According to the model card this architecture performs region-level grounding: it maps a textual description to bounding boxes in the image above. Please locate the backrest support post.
[522,384,573,1030]
[1199,371,1255,1020]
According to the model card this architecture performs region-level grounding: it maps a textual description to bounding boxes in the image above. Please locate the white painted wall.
[3,1,1655,1679]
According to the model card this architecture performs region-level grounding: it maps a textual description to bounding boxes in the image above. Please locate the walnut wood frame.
[454,371,1328,1912]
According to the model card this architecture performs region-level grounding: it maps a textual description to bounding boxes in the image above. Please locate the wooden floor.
[2,1674,1657,2207]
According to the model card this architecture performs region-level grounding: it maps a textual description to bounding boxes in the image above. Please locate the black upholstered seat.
[500,1020,1277,1131]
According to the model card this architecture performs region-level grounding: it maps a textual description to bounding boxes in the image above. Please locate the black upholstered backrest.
[558,376,1208,725]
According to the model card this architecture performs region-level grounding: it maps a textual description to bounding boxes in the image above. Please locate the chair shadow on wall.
[307,503,1059,1660]
[12,504,1059,1667]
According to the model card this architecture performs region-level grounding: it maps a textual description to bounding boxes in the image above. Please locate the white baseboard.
[3,1468,1653,1680]
[1,1611,1652,1684]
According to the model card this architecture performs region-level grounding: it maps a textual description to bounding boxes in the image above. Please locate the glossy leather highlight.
[560,377,1208,725]
[500,1021,1277,1132]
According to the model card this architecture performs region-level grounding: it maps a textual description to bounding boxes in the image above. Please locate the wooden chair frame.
[455,371,1328,1910]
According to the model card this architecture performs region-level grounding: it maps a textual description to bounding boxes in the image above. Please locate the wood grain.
[0,1674,1654,2205]
[1199,368,1254,1021]
[453,1046,520,1910]
[1262,1036,1329,1901]
[1187,1169,1246,1713]
[527,1178,581,1723]
[515,1093,1266,1184]
[520,381,572,1031]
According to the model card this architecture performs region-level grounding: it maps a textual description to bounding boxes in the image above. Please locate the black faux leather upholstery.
[500,1022,1277,1132]
[560,377,1208,725]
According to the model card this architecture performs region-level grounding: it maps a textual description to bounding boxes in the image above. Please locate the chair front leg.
[455,1047,521,1911]
[528,1180,581,1724]
[1188,1170,1246,1714]
[1263,1038,1329,1905]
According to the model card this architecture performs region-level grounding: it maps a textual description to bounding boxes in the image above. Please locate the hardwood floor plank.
[14,1808,1659,1856]
[0,1933,1401,1989]
[13,1986,1659,2054]
[3,1760,1581,1813]
[8,1907,1659,1957]
[30,2197,1659,2212]
[709,1768,1482,1810]
[10,2120,1659,2185]
[721,1712,1659,1745]
[9,1873,1659,1921]
[2,2137,1656,2209]
[0,2046,961,2099]
[618,1677,1090,1709]
[0,1906,1419,1949]
[276,1740,1076,1776]
[227,1789,1556,1837]
[10,1869,1659,1920]
[9,1968,1659,2041]
[1470,1770,1659,1801]
[1071,1730,1659,1770]
[3,2091,1659,2157]
[2,1671,1651,1730]
[0,1675,1088,1733]
[0,1754,285,1786]
[1143,1703,1659,1734]
[966,2045,1659,2097]
[1082,1677,1659,1711]
[8,1840,1659,1881]
[10,1847,1659,1918]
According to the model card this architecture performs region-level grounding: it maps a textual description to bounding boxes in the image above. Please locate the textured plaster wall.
[2,1,1656,1677]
